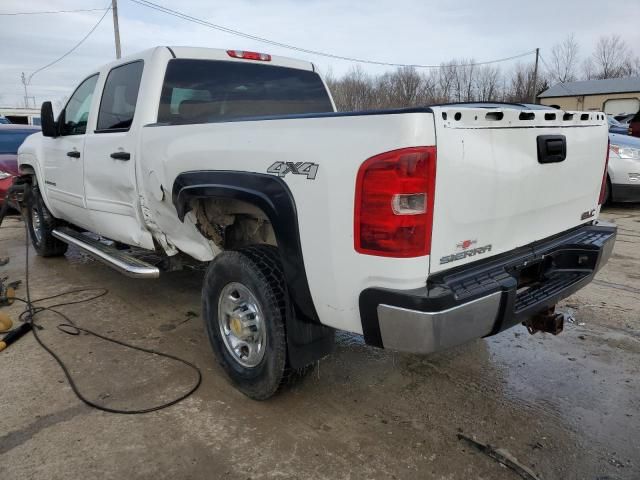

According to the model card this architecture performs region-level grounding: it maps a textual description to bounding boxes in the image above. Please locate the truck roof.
[168,46,315,72]
[100,46,316,73]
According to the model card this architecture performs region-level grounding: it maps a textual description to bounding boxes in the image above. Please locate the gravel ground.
[0,206,638,480]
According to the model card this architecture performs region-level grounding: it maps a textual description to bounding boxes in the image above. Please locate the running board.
[52,227,160,279]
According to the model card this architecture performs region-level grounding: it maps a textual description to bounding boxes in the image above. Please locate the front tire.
[202,245,288,400]
[26,185,68,257]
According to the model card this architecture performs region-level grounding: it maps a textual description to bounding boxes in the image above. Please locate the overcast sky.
[2,0,640,109]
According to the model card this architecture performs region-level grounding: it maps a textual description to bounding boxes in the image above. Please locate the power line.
[129,0,536,69]
[0,8,107,16]
[26,5,112,84]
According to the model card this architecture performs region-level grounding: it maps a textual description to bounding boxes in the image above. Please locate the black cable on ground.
[2,182,202,414]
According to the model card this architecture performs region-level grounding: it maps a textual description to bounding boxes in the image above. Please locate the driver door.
[41,74,99,230]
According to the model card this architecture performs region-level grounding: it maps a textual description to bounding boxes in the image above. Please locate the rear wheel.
[26,185,68,257]
[202,245,288,400]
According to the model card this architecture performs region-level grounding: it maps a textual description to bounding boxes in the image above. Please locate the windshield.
[0,130,37,154]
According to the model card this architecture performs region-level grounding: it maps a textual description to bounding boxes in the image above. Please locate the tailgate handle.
[537,135,566,164]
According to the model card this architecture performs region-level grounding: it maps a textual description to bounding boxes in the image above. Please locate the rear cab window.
[97,60,144,132]
[158,59,334,125]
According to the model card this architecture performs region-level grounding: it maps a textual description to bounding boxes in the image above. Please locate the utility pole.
[531,47,539,104]
[20,72,35,108]
[111,0,121,59]
[21,72,29,108]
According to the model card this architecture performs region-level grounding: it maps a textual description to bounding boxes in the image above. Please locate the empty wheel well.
[191,198,277,251]
[172,171,325,342]
[19,164,36,177]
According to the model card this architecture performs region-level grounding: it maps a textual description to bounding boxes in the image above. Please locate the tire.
[202,245,289,400]
[26,185,68,257]
[603,178,612,205]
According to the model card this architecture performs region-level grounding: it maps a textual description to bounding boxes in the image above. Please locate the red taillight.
[354,146,437,257]
[599,138,610,205]
[226,50,271,61]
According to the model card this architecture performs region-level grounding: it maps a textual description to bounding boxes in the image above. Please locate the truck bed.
[141,106,608,334]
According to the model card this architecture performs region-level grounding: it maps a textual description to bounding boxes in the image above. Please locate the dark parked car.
[0,124,40,209]
[615,113,635,126]
[607,115,629,135]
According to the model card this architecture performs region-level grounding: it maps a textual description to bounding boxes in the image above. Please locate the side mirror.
[40,101,57,138]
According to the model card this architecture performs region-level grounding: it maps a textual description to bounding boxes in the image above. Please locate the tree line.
[324,34,640,111]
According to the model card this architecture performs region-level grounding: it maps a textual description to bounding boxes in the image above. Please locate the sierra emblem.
[440,239,492,265]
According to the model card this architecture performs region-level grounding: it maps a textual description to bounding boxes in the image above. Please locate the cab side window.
[60,74,99,136]
[96,61,144,132]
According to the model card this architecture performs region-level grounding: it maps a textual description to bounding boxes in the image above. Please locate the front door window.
[60,74,99,136]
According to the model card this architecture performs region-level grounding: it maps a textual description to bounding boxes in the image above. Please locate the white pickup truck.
[17,47,616,399]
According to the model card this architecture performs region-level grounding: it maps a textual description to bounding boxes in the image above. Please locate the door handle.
[66,151,81,158]
[110,151,130,161]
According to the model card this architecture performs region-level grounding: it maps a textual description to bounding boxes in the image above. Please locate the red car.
[0,124,40,210]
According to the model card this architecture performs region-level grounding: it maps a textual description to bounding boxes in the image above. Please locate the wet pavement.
[0,206,638,479]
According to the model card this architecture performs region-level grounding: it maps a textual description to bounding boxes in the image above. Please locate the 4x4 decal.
[267,161,318,180]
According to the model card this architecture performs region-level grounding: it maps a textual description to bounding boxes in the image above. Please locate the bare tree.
[504,62,547,103]
[505,63,531,102]
[438,59,476,102]
[632,57,640,77]
[582,57,595,80]
[325,36,628,111]
[437,61,458,102]
[379,67,426,108]
[549,34,579,83]
[585,35,637,79]
[421,71,439,104]
[455,60,476,102]
[474,65,501,101]
[328,66,377,111]
[372,74,393,108]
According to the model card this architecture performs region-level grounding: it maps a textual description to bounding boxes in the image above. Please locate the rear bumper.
[359,222,616,354]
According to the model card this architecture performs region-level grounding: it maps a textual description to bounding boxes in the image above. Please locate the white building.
[0,107,41,125]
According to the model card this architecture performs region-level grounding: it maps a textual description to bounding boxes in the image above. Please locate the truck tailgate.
[429,107,609,274]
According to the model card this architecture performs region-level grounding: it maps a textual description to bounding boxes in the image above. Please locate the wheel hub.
[228,304,258,339]
[217,282,266,368]
[229,316,243,337]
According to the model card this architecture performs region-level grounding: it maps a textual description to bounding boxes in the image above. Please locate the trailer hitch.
[523,307,564,335]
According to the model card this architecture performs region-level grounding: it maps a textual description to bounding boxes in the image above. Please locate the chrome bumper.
[377,293,501,354]
[363,222,616,355]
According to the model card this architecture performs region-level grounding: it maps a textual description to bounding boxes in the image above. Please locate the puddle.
[486,327,639,462]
